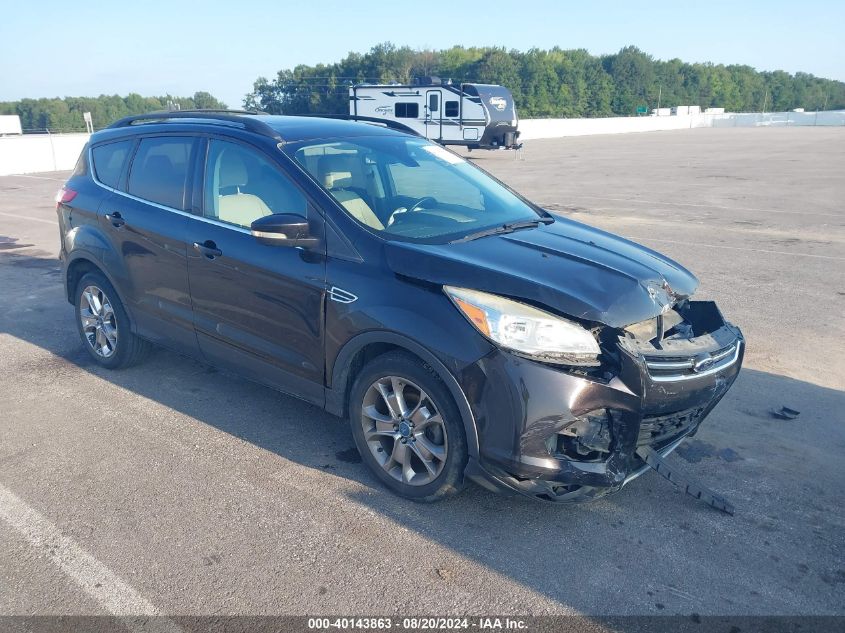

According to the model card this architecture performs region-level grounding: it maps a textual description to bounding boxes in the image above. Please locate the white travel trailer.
[349,77,521,150]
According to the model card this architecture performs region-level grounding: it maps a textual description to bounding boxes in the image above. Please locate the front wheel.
[349,352,467,502]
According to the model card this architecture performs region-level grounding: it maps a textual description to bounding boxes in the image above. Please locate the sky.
[1,0,843,108]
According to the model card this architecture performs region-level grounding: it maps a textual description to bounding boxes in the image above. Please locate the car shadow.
[2,251,844,618]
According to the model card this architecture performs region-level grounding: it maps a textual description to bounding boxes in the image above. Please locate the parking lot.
[0,127,843,618]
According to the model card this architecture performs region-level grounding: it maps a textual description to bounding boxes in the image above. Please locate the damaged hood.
[386,217,699,328]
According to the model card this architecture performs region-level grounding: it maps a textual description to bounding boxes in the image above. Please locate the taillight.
[56,186,77,206]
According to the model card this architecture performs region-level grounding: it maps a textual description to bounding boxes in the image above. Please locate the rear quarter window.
[71,144,89,177]
[91,140,133,188]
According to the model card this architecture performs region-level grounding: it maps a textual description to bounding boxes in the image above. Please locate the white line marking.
[625,235,845,261]
[7,173,67,182]
[560,194,841,217]
[0,211,57,225]
[0,483,182,632]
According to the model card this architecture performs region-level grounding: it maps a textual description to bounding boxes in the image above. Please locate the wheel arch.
[326,331,480,459]
[64,253,136,330]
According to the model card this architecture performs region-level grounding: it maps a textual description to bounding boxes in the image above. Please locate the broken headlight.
[444,286,600,365]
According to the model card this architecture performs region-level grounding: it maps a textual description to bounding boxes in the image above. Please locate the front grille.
[637,407,704,449]
[644,343,739,382]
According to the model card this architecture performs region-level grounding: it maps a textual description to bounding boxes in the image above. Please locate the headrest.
[218,151,249,188]
[145,154,174,173]
[317,154,359,189]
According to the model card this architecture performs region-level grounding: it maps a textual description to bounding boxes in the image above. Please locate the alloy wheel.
[360,376,448,486]
[79,285,118,358]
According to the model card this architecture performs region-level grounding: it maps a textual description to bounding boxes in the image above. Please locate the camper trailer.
[350,77,521,150]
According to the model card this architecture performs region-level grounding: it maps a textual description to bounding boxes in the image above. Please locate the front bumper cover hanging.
[635,446,735,515]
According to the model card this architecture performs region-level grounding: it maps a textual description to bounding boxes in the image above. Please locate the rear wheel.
[75,272,150,369]
[349,352,467,502]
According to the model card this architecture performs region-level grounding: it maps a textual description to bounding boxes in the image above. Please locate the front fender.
[327,329,483,459]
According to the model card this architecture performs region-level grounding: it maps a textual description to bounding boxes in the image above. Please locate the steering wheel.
[387,196,437,226]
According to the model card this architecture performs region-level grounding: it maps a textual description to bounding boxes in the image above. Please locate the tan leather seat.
[216,151,271,227]
[316,155,384,230]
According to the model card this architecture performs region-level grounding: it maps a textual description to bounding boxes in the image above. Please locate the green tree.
[1,92,227,131]
[192,91,227,109]
[244,43,845,117]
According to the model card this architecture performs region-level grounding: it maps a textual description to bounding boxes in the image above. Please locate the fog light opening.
[551,409,615,462]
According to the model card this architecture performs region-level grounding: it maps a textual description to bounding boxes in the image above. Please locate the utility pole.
[657,85,662,111]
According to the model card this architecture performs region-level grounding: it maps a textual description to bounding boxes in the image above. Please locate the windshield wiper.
[451,216,554,243]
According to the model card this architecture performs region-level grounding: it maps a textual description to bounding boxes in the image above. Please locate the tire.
[74,271,150,369]
[349,351,467,502]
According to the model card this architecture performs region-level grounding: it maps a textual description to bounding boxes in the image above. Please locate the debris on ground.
[771,406,801,420]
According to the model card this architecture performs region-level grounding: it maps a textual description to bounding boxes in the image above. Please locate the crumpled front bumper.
[461,303,744,503]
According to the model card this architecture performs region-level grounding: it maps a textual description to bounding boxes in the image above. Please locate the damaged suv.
[58,111,743,504]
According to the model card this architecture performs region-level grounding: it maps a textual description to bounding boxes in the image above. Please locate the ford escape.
[56,110,744,504]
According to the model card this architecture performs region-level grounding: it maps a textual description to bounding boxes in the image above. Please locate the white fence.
[1,110,844,176]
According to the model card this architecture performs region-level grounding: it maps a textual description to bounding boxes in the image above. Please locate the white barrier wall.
[0,133,89,176]
[519,110,845,140]
[519,115,708,139]
[709,110,845,127]
[1,110,843,176]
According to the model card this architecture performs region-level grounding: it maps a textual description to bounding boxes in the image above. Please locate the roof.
[255,115,410,142]
[96,111,416,145]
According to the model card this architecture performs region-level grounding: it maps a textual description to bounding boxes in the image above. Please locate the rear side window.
[92,140,132,188]
[127,137,193,209]
[445,101,459,117]
[395,103,419,118]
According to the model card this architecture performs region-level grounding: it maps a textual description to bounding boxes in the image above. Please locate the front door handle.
[105,212,125,228]
[193,240,223,259]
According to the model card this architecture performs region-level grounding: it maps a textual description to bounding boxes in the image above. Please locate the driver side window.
[204,139,306,228]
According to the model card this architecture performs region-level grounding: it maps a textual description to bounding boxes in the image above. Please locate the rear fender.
[64,227,135,325]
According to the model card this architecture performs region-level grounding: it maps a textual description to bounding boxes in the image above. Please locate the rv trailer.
[349,77,521,150]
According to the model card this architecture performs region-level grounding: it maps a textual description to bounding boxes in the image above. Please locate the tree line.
[244,43,845,118]
[0,92,227,132]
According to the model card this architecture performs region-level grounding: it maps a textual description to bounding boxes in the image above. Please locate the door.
[98,135,199,356]
[186,137,326,405]
[425,90,443,141]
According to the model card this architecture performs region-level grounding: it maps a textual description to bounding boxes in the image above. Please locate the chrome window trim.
[88,145,251,235]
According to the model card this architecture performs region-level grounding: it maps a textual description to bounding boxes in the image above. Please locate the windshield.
[283,135,541,242]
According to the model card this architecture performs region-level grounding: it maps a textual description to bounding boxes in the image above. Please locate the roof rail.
[106,110,282,140]
[298,114,423,138]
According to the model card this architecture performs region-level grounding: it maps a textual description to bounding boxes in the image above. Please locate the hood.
[385,217,698,328]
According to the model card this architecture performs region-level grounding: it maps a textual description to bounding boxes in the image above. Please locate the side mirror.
[250,213,319,248]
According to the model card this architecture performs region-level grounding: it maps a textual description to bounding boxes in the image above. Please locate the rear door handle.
[105,212,125,228]
[193,241,222,259]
